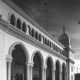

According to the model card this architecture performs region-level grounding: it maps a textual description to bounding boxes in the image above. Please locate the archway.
[11,45,27,80]
[46,57,53,80]
[33,52,42,80]
[55,60,60,80]
[62,63,66,80]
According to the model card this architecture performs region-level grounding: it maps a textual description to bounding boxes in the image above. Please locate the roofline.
[69,47,74,54]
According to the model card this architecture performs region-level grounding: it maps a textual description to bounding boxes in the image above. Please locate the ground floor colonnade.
[6,43,66,80]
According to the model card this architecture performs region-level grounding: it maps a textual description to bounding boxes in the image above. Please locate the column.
[52,68,56,80]
[60,69,62,80]
[26,62,34,80]
[42,66,47,80]
[6,55,12,80]
[26,25,29,35]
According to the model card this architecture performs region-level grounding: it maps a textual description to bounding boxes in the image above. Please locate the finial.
[63,26,65,33]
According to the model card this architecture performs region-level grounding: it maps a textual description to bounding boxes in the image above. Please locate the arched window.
[31,28,35,38]
[55,46,57,51]
[54,44,55,50]
[45,38,47,45]
[39,34,41,42]
[47,40,49,46]
[28,25,31,36]
[10,14,16,26]
[16,18,21,30]
[22,22,26,33]
[35,31,38,40]
[50,41,51,48]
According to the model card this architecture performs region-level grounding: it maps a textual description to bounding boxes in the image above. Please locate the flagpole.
[42,1,49,32]
[47,1,48,31]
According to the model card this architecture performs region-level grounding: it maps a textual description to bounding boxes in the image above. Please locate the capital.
[52,67,56,71]
[26,61,34,67]
[6,55,13,63]
[41,65,47,69]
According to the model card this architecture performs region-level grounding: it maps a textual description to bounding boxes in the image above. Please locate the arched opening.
[11,45,26,80]
[55,60,60,80]
[39,34,41,42]
[35,31,38,40]
[22,22,26,33]
[31,28,35,38]
[33,53,42,80]
[10,14,16,26]
[28,25,31,36]
[16,18,21,30]
[46,57,53,80]
[62,63,66,80]
[47,40,49,46]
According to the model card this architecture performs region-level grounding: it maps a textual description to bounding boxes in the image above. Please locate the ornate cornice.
[69,47,74,54]
[0,19,67,61]
[66,58,75,64]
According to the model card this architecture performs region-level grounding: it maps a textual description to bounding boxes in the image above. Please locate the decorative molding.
[67,58,75,64]
[0,19,67,61]
[6,55,13,63]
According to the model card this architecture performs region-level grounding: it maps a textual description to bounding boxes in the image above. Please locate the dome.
[59,32,69,41]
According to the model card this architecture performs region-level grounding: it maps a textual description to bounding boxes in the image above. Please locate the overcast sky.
[12,0,80,60]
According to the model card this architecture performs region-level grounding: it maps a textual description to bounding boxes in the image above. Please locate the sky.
[12,0,80,62]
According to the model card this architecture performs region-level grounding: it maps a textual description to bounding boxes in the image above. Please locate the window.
[35,31,38,40]
[16,18,21,29]
[45,38,47,45]
[22,22,26,33]
[47,40,49,46]
[39,34,41,42]
[31,28,35,38]
[54,44,55,50]
[28,25,31,36]
[50,41,51,48]
[10,14,16,26]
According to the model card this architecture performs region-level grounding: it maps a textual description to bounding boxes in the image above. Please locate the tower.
[59,27,75,80]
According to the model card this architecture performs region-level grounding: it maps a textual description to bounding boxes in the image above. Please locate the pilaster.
[6,55,13,80]
[60,68,62,80]
[26,61,34,80]
[52,68,56,80]
[41,65,47,80]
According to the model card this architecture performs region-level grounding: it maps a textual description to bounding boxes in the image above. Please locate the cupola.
[59,26,69,47]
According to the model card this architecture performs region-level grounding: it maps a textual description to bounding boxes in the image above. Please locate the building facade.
[0,0,74,80]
